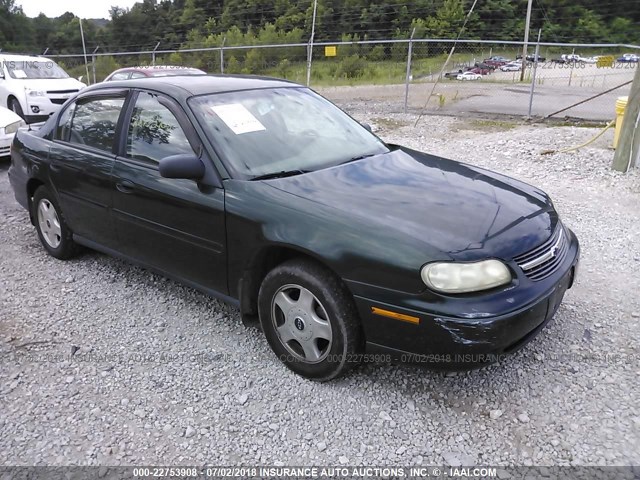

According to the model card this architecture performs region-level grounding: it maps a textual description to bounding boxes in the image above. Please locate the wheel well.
[7,95,18,109]
[238,246,336,326]
[26,179,45,223]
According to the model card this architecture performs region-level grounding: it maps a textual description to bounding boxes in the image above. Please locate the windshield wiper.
[339,153,378,165]
[250,169,309,181]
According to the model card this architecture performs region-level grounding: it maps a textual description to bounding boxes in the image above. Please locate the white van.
[0,54,86,123]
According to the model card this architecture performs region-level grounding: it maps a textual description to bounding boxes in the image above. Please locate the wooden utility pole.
[612,65,640,172]
[519,0,533,82]
[305,0,318,86]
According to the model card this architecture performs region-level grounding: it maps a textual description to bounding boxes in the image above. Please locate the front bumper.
[352,229,580,369]
[0,132,13,157]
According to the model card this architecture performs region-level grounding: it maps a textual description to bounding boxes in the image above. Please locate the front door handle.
[116,179,135,194]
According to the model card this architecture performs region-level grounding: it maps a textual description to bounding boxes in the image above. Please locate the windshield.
[189,87,389,178]
[5,59,70,79]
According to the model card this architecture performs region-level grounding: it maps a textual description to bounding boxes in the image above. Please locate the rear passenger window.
[110,72,130,81]
[126,92,194,164]
[57,97,125,153]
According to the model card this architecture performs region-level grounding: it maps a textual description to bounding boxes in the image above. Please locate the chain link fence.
[47,38,640,121]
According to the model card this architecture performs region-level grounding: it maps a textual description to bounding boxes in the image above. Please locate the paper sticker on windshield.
[13,69,27,78]
[211,103,266,134]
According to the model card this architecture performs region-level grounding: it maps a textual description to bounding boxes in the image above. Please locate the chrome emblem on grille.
[519,228,564,271]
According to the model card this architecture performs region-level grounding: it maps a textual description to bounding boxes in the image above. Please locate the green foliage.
[0,0,638,85]
[335,55,367,79]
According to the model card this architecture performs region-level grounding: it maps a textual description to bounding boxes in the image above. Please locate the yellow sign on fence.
[596,55,614,68]
[325,46,337,57]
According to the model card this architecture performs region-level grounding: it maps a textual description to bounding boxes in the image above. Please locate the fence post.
[404,29,416,114]
[151,42,160,66]
[91,46,99,84]
[220,37,226,74]
[527,30,542,118]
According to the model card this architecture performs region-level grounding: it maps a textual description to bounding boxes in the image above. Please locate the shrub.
[335,55,367,79]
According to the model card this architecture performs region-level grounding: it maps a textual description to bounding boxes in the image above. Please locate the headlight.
[4,120,22,135]
[26,89,46,97]
[421,259,512,294]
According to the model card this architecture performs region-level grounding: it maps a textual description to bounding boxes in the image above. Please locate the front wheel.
[258,259,363,381]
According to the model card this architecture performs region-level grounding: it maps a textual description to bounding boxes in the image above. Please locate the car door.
[112,90,227,295]
[48,91,128,248]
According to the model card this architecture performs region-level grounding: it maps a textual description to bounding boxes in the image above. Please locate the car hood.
[0,106,22,126]
[264,147,557,261]
[19,77,86,91]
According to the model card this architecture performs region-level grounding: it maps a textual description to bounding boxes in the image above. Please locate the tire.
[8,97,24,120]
[258,259,363,381]
[32,186,80,260]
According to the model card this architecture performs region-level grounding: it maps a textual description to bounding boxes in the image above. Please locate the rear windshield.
[150,69,205,77]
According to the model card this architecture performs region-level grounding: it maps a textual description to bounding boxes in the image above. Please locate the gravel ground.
[1,103,639,467]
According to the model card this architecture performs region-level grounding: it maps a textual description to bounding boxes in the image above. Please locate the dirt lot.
[1,104,639,466]
[319,78,633,121]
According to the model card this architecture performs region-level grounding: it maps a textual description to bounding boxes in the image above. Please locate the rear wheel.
[258,259,363,381]
[8,97,24,120]
[32,186,80,259]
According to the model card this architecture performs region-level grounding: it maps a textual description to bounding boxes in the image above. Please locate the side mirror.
[77,75,84,82]
[159,154,205,180]
[361,123,372,132]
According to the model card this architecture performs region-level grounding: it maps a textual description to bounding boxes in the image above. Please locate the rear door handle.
[116,179,135,194]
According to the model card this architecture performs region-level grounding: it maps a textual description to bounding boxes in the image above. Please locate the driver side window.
[126,92,194,164]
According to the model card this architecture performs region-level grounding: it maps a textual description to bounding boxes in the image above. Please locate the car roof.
[85,74,300,100]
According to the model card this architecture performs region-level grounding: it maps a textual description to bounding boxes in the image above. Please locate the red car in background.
[104,65,206,81]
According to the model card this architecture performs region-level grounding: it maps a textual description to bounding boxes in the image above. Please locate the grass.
[371,117,410,131]
[458,119,519,132]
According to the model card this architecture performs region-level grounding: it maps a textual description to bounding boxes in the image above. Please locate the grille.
[50,98,67,105]
[513,224,568,281]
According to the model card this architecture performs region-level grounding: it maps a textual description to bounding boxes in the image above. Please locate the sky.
[17,0,139,19]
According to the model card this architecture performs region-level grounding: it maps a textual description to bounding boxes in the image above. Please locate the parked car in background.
[561,54,581,63]
[457,71,482,81]
[104,65,206,81]
[500,62,522,72]
[467,66,492,75]
[7,75,579,380]
[0,106,24,157]
[0,54,86,123]
[526,54,545,63]
[487,56,510,63]
[484,59,509,68]
[516,54,545,63]
[474,62,496,71]
[443,70,464,79]
[617,53,639,63]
